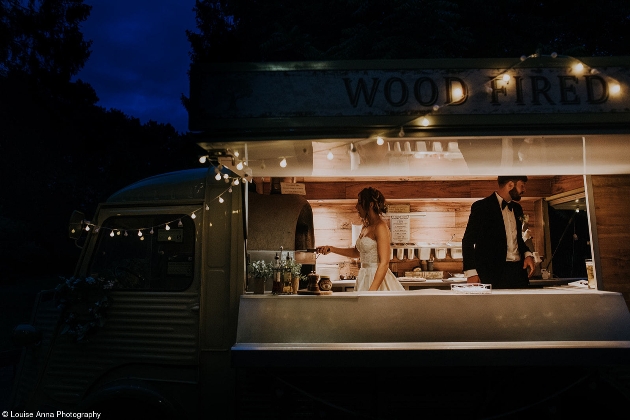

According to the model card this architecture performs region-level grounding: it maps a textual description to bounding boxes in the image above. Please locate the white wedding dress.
[355,236,405,291]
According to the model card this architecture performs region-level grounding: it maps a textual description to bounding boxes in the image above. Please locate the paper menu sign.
[390,215,410,243]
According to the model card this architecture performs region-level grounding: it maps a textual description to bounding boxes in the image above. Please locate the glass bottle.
[283,254,293,294]
[272,252,282,294]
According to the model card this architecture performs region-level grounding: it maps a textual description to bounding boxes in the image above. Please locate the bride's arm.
[316,245,360,259]
[369,222,391,291]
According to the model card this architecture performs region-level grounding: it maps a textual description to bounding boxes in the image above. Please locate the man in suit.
[462,176,536,288]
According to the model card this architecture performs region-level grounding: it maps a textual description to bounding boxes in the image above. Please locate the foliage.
[284,259,303,278]
[54,276,118,341]
[1,0,93,91]
[187,0,630,64]
[248,260,273,279]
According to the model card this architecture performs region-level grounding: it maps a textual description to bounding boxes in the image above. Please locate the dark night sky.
[74,1,197,134]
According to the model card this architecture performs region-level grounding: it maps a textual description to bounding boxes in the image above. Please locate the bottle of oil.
[272,252,282,294]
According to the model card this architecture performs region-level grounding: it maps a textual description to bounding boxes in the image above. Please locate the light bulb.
[178,220,183,227]
[223,174,229,179]
[85,225,90,231]
[327,151,334,160]
[376,136,384,145]
[234,151,239,157]
[260,160,266,169]
[421,118,430,127]
[199,156,207,164]
[191,212,196,219]
[573,62,584,73]
[116,230,121,236]
[150,228,154,234]
[138,230,142,237]
[236,161,243,170]
[398,127,405,137]
[280,157,287,167]
[452,87,463,100]
[219,196,225,203]
[215,173,221,181]
[233,179,239,185]
[110,231,115,237]
[502,74,511,82]
[610,83,621,94]
[432,105,440,112]
[165,224,171,231]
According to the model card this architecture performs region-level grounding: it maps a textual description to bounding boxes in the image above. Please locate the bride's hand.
[316,246,331,255]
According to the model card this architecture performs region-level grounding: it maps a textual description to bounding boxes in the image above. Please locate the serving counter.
[233,288,630,367]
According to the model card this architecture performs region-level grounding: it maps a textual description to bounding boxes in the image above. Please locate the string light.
[280,157,287,167]
[376,136,384,145]
[236,161,244,170]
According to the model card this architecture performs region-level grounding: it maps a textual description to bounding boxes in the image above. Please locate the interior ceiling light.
[327,150,334,160]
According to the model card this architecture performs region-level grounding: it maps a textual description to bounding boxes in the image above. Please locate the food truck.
[9,56,630,418]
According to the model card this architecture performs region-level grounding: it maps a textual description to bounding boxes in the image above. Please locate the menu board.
[389,215,410,243]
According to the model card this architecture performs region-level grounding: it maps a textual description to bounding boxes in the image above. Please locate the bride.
[317,187,404,291]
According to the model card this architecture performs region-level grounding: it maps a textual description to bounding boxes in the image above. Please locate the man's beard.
[509,186,522,201]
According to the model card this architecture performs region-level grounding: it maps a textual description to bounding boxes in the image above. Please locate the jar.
[307,272,320,291]
[318,275,332,292]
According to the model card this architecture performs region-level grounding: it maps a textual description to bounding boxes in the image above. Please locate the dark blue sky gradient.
[75,1,197,133]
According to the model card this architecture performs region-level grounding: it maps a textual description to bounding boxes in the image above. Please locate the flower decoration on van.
[54,276,119,341]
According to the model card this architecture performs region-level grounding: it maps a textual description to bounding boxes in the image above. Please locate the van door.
[15,205,203,418]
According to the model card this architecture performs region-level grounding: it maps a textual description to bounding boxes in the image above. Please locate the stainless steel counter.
[233,288,630,367]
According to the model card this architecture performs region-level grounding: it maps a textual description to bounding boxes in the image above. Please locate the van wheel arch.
[79,380,182,420]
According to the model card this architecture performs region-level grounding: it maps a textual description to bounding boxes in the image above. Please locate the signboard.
[189,57,630,134]
[390,215,410,243]
[280,182,306,195]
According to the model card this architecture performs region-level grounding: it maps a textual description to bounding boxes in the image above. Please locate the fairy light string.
[76,163,244,240]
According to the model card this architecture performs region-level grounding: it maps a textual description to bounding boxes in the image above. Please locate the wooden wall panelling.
[552,175,585,195]
[590,175,630,307]
[303,178,554,201]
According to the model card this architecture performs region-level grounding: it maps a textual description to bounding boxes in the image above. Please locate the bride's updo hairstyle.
[358,187,388,217]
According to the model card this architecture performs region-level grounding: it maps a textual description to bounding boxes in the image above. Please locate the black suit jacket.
[462,193,530,286]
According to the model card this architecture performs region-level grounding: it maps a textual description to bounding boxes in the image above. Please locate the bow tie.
[501,200,513,211]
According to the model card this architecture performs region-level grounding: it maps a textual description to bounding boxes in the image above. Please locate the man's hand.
[467,275,480,284]
[523,255,536,278]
